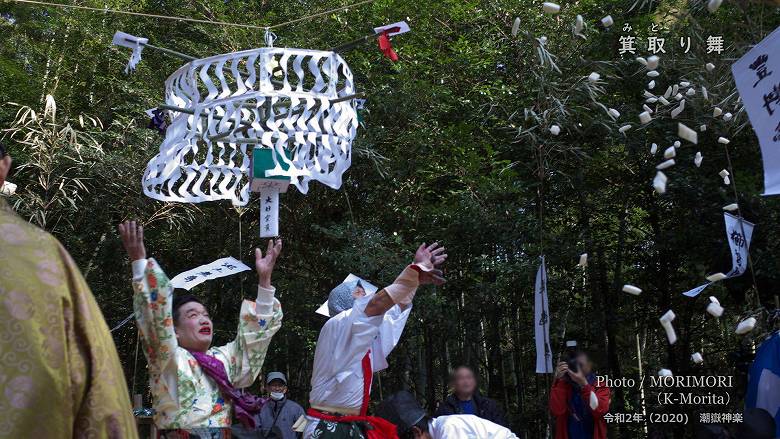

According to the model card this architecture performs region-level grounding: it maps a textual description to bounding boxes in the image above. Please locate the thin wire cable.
[9,0,374,31]
[109,312,135,332]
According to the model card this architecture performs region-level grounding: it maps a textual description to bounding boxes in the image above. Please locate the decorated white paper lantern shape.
[140,45,359,236]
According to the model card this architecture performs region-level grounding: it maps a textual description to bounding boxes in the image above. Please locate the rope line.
[109,312,135,332]
[8,0,374,31]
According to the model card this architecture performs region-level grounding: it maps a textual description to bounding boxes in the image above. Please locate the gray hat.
[327,279,362,317]
[266,372,287,385]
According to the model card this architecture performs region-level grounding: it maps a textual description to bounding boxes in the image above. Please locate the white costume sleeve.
[371,304,412,372]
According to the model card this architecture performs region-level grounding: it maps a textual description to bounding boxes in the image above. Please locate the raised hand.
[255,239,282,289]
[118,220,146,261]
[413,242,447,285]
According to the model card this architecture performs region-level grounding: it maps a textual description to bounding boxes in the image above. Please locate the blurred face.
[175,301,212,352]
[352,285,366,299]
[268,380,288,395]
[0,154,11,186]
[577,353,593,375]
[453,368,477,399]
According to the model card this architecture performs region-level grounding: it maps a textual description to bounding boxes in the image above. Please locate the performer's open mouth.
[199,327,211,335]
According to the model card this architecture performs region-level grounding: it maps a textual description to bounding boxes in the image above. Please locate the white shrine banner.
[170,257,251,290]
[731,25,780,196]
[535,256,553,373]
[683,213,755,297]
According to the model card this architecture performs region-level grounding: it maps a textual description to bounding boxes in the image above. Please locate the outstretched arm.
[220,239,284,387]
[364,242,447,317]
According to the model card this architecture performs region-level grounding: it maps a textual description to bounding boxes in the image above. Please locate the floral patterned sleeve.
[214,286,283,388]
[131,258,177,375]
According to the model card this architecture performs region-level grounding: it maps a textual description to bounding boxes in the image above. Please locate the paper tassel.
[659,310,677,345]
[644,90,656,99]
[707,301,724,317]
[112,31,149,74]
[718,137,730,144]
[719,169,730,178]
[550,125,561,135]
[686,88,696,96]
[539,36,548,45]
[653,171,667,193]
[650,143,658,154]
[574,15,585,36]
[643,104,654,114]
[702,86,709,100]
[542,2,561,13]
[675,93,684,101]
[706,62,715,72]
[691,352,704,364]
[601,15,614,27]
[713,107,723,117]
[723,112,733,122]
[723,203,738,211]
[588,72,601,83]
[635,57,647,66]
[673,141,681,148]
[648,80,656,89]
[663,86,673,99]
[724,175,731,185]
[671,100,685,118]
[578,253,588,267]
[647,70,660,78]
[656,159,675,170]
[608,108,620,119]
[672,84,679,96]
[707,0,723,12]
[647,55,659,70]
[646,98,658,104]
[695,152,703,167]
[710,296,720,305]
[664,146,676,159]
[706,272,727,282]
[622,284,642,295]
[678,123,698,144]
[700,124,707,132]
[589,391,599,410]
[639,111,652,124]
[512,17,521,36]
[658,368,673,377]
[679,81,690,87]
[658,96,670,106]
[735,317,756,334]
[619,124,632,134]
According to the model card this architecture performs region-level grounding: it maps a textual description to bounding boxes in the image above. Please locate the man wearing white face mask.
[258,372,305,439]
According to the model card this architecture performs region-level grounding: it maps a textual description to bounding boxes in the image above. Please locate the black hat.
[375,391,427,435]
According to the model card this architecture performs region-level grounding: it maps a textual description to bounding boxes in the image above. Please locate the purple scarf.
[189,350,265,429]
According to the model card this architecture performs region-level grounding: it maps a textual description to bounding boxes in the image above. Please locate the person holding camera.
[549,349,611,439]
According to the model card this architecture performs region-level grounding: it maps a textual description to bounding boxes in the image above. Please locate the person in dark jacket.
[433,366,509,427]
[259,372,306,439]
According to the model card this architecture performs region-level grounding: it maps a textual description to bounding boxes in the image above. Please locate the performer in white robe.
[376,391,519,439]
[302,243,447,439]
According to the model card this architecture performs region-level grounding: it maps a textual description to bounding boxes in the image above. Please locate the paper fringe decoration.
[112,31,149,74]
[141,47,359,205]
[707,0,723,12]
[706,272,727,282]
[656,159,675,170]
[663,146,676,159]
[695,152,703,167]
[658,368,673,376]
[691,352,704,364]
[706,63,715,72]
[512,17,521,36]
[718,137,730,144]
[600,16,614,27]
[723,203,738,211]
[653,171,667,193]
[542,2,561,13]
[550,125,561,135]
[678,123,698,144]
[646,55,659,70]
[578,253,588,267]
[639,111,652,124]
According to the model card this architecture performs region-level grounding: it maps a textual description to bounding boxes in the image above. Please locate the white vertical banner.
[535,256,553,373]
[682,213,755,297]
[259,188,279,238]
[731,25,780,196]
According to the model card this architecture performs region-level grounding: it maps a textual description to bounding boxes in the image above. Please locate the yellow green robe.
[0,198,138,438]
[131,257,283,430]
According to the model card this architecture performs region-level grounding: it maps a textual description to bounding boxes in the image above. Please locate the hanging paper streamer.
[140,46,358,206]
[169,257,251,290]
[535,256,553,373]
[112,31,148,74]
[683,213,755,297]
[731,25,780,196]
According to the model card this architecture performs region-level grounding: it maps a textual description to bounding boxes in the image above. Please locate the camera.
[564,340,579,374]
